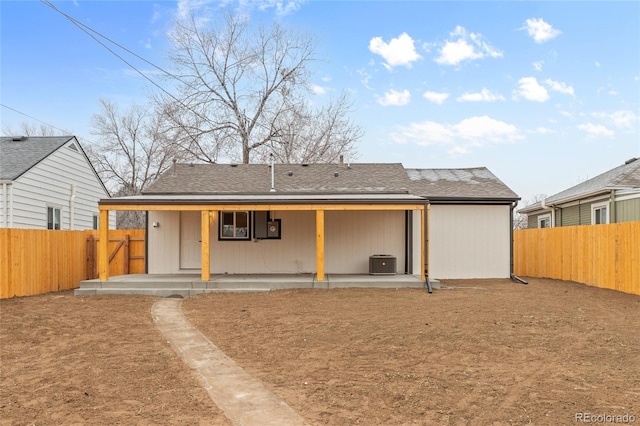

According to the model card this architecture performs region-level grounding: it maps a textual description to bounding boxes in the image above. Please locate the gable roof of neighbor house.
[0,135,111,196]
[100,162,518,206]
[0,136,74,180]
[520,157,640,213]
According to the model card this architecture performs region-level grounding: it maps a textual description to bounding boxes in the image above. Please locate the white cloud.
[377,89,411,106]
[422,91,449,104]
[530,127,555,134]
[533,61,544,72]
[544,79,574,96]
[595,61,601,68]
[521,18,562,43]
[454,116,519,143]
[369,32,421,69]
[513,77,549,102]
[434,26,502,67]
[457,88,505,102]
[392,121,453,145]
[391,115,520,152]
[312,84,327,95]
[593,110,638,129]
[577,123,615,138]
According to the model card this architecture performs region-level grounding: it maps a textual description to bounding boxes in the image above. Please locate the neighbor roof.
[520,157,640,213]
[0,136,75,180]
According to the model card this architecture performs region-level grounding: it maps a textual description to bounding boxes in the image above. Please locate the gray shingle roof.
[144,163,412,194]
[546,157,640,203]
[0,136,74,180]
[405,167,519,199]
[520,158,640,212]
[142,162,519,201]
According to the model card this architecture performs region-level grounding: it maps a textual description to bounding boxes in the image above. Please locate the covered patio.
[89,192,428,296]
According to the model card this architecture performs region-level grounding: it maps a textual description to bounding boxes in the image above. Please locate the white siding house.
[106,163,519,281]
[0,136,114,229]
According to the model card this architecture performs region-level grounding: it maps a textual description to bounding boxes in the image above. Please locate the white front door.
[180,211,201,269]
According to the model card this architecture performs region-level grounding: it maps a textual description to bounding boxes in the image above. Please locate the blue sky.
[1,0,639,205]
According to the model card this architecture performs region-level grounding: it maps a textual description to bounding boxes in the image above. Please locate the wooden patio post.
[316,209,325,281]
[201,210,211,281]
[98,209,109,281]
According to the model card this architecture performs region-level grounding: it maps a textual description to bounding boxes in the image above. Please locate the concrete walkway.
[151,298,308,426]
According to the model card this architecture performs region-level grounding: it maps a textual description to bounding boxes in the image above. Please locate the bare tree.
[1,122,69,136]
[514,194,547,230]
[156,12,361,164]
[87,99,182,228]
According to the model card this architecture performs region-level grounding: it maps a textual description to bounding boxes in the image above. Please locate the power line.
[0,103,71,135]
[39,0,220,137]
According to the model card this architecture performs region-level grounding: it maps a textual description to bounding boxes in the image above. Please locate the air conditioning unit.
[369,255,396,275]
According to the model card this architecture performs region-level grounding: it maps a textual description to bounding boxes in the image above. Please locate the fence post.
[123,234,130,275]
[86,234,96,280]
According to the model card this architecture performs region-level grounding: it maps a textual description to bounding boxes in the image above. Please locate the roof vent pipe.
[270,153,276,192]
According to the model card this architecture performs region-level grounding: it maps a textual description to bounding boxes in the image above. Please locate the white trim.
[614,191,640,202]
[591,201,609,225]
[537,213,551,228]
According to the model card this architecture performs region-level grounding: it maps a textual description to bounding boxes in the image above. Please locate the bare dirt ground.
[1,278,639,425]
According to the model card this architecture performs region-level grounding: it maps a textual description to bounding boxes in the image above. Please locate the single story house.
[96,162,520,283]
[520,157,640,228]
[0,136,114,230]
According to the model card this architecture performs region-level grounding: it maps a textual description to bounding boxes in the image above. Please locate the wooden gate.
[86,230,145,279]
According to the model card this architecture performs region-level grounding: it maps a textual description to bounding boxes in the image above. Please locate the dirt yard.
[1,278,639,425]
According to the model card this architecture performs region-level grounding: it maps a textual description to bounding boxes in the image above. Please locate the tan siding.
[325,210,405,274]
[615,198,640,223]
[429,205,510,279]
[147,211,182,273]
[211,211,316,274]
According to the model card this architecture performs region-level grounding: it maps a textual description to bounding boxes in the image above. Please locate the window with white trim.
[591,202,609,225]
[93,215,99,230]
[219,211,250,240]
[47,207,61,230]
[538,214,551,228]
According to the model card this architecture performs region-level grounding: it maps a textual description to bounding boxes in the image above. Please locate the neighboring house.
[97,162,519,281]
[0,136,114,230]
[520,157,640,228]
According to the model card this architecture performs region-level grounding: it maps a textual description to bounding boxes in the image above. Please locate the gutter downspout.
[425,202,432,293]
[510,200,528,285]
[610,190,616,224]
[69,184,77,230]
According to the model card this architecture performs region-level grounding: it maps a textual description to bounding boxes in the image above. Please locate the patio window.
[47,206,61,230]
[591,202,609,225]
[219,211,250,240]
[538,214,551,228]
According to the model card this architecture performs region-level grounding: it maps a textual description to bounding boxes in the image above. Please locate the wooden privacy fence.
[514,222,640,296]
[0,229,145,299]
